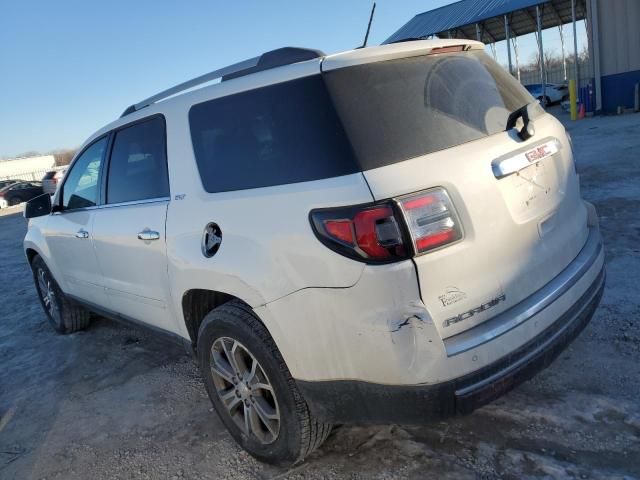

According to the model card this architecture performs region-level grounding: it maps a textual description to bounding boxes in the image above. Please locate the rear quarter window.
[188,75,359,193]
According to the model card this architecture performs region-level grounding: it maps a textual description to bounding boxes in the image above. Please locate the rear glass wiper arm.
[506,104,535,141]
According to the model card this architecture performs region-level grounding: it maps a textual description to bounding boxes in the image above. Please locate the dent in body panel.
[257,221,604,386]
[254,260,447,384]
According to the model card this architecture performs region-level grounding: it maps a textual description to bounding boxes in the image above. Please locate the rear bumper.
[297,235,605,424]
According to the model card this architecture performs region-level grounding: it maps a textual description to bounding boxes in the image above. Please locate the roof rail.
[120,47,325,117]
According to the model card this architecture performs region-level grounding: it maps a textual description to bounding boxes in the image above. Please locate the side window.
[189,75,358,193]
[62,137,107,209]
[106,116,169,204]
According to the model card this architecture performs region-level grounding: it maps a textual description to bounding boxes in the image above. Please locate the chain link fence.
[518,59,593,87]
[0,167,63,183]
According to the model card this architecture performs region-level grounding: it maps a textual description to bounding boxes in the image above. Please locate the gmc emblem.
[525,145,551,163]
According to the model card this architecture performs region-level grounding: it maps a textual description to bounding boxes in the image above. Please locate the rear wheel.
[9,196,22,206]
[197,300,332,465]
[31,255,91,333]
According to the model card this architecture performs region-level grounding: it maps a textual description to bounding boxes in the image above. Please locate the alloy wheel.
[37,268,61,324]
[210,337,280,444]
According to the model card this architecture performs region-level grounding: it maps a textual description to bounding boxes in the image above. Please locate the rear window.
[323,50,536,170]
[106,116,169,204]
[189,75,358,193]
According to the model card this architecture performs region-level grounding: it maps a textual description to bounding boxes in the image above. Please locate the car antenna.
[359,2,376,48]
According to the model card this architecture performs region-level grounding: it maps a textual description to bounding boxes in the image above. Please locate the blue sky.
[0,0,587,159]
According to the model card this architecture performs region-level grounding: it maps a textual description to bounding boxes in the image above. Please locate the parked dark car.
[0,181,44,208]
[0,179,18,190]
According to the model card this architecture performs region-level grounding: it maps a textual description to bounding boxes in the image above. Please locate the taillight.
[310,187,462,263]
[397,188,463,255]
[310,203,407,263]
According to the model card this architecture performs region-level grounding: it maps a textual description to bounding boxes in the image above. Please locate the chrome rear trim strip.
[455,268,605,397]
[444,227,603,357]
[491,137,561,179]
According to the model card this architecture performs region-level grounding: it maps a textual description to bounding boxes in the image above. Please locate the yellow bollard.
[569,79,577,121]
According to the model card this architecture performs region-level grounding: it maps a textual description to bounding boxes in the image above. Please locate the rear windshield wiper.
[506,104,535,141]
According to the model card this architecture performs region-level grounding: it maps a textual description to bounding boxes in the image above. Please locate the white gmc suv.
[24,40,605,465]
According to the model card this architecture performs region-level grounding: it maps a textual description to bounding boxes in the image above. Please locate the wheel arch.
[25,247,39,265]
[181,289,271,350]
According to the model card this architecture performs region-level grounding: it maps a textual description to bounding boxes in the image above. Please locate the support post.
[589,0,602,113]
[536,5,547,104]
[569,79,578,120]
[559,24,567,81]
[475,23,481,42]
[513,36,521,82]
[571,0,579,91]
[504,15,513,76]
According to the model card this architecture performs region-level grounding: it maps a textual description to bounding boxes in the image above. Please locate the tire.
[31,254,91,334]
[197,300,332,465]
[9,196,22,206]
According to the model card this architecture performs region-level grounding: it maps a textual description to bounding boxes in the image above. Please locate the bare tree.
[527,48,561,70]
[13,150,42,159]
[51,149,77,166]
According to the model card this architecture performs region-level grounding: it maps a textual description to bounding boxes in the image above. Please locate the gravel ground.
[1,110,639,479]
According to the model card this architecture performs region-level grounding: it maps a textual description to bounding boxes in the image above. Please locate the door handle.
[75,229,89,239]
[137,229,160,241]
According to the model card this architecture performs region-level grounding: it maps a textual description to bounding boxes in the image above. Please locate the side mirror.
[24,194,52,219]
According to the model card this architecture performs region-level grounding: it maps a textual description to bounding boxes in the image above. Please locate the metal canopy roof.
[384,0,587,45]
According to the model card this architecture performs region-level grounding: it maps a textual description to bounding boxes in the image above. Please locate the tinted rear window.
[323,50,536,170]
[189,75,358,193]
[106,116,169,204]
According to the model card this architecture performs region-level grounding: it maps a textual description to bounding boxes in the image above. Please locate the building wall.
[591,0,640,111]
[0,155,55,181]
[596,0,640,77]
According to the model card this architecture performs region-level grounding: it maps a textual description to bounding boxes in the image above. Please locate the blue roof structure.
[384,0,586,44]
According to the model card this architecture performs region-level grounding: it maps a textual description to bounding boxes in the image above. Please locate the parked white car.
[525,83,569,105]
[42,168,67,195]
[24,40,605,465]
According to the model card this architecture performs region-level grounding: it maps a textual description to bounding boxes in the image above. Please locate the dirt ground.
[1,110,639,480]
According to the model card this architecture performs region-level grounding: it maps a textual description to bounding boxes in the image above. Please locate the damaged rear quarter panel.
[254,260,446,384]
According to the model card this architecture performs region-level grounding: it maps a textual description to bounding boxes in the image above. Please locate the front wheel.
[31,255,91,333]
[197,300,332,465]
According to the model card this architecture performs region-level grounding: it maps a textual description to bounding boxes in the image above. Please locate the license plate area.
[494,139,562,223]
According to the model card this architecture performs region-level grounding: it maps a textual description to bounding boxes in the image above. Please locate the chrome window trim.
[444,227,603,357]
[98,197,170,210]
[52,196,169,215]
